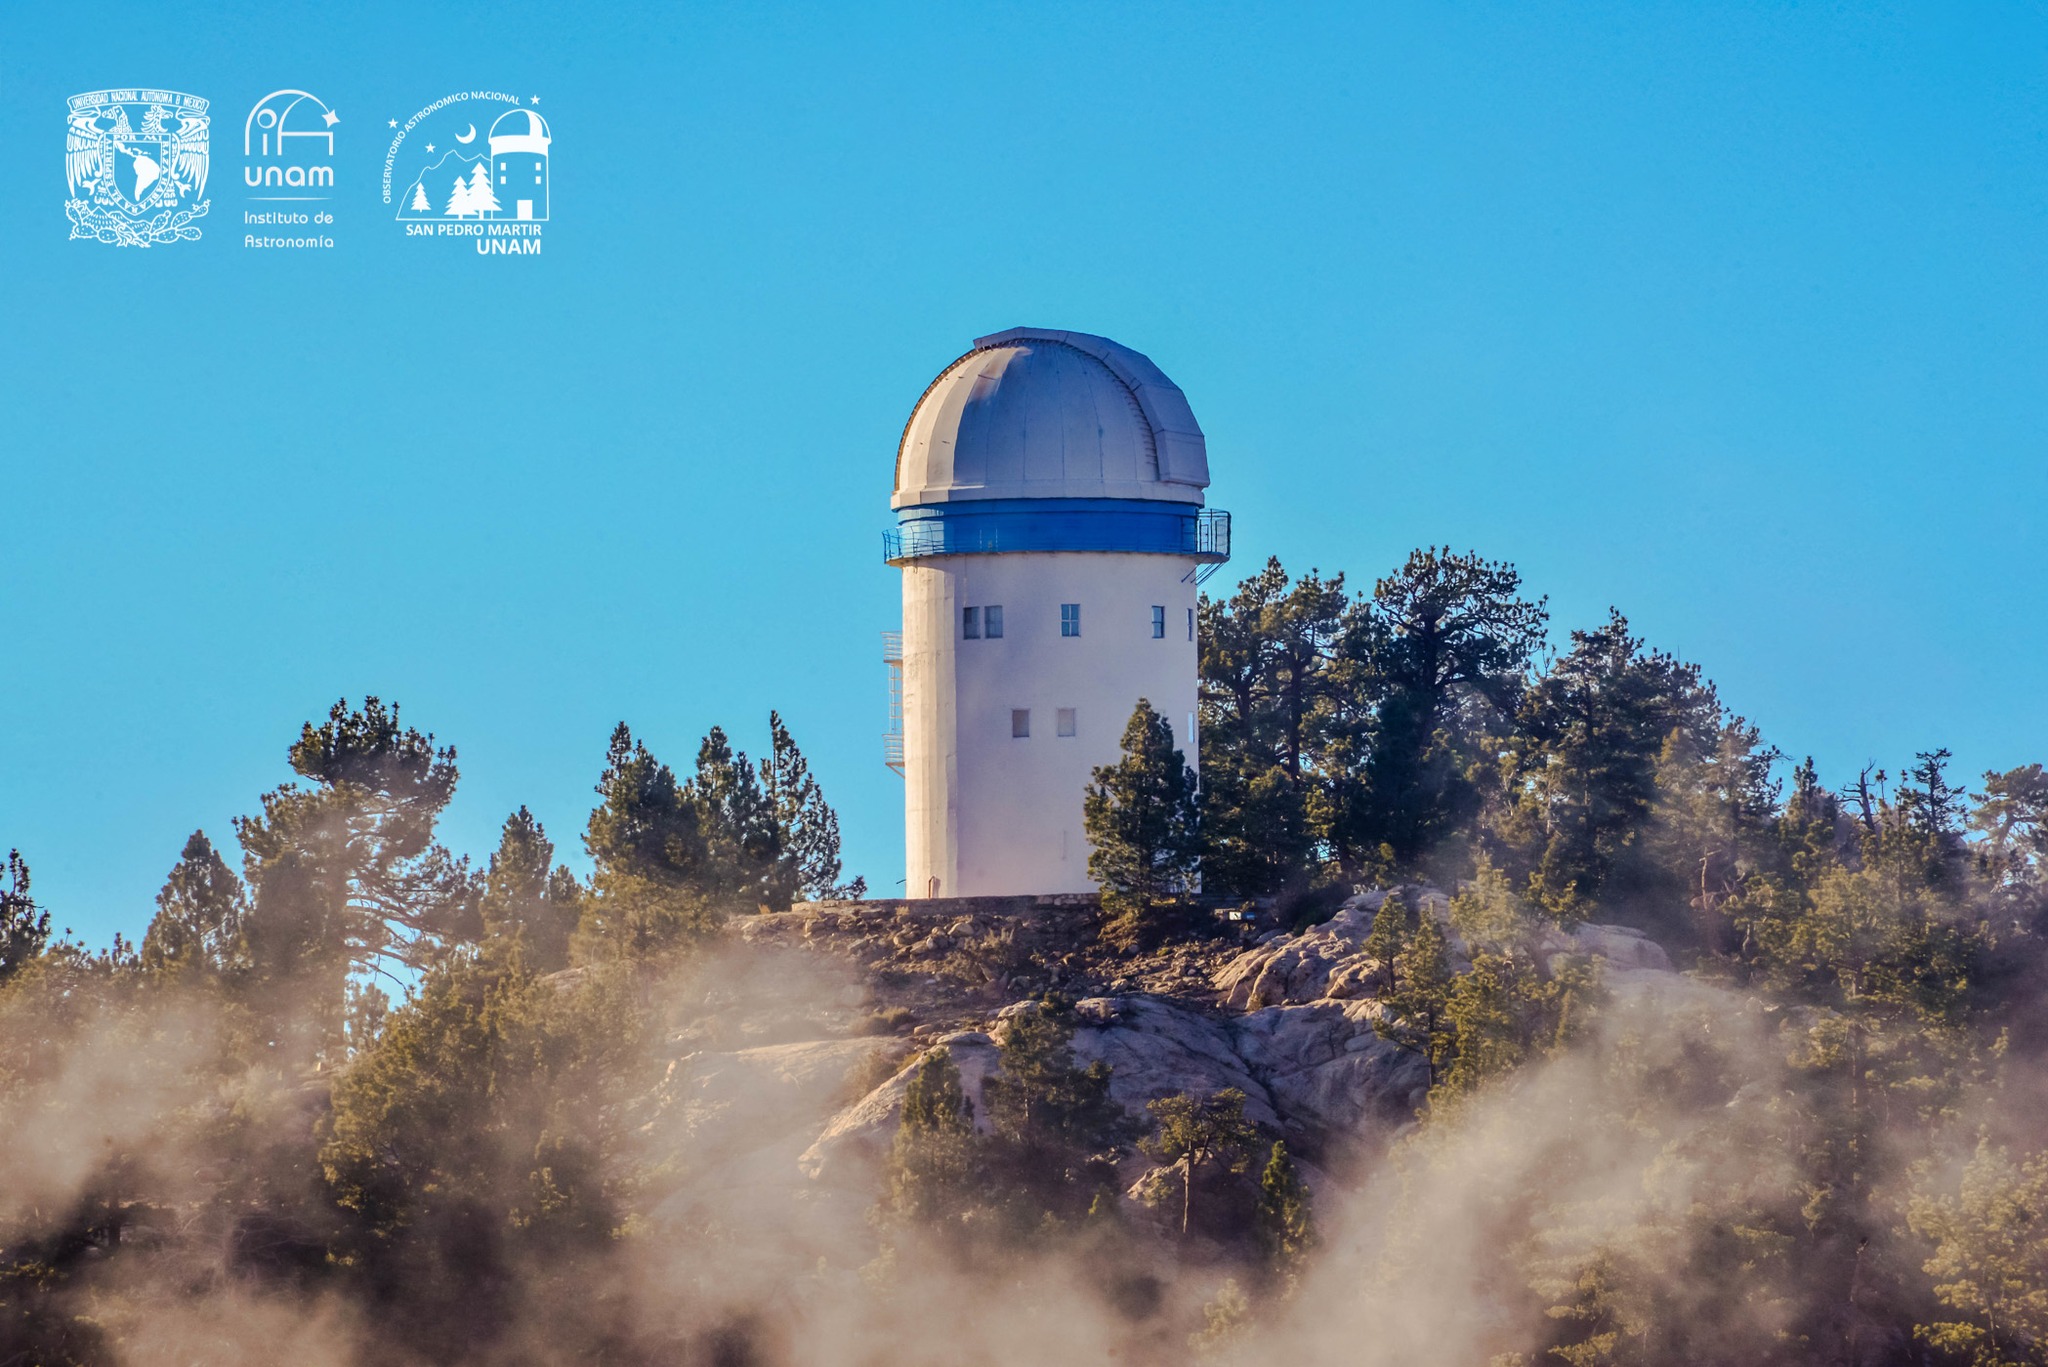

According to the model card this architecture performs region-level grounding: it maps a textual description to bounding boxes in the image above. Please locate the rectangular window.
[984,604,1003,638]
[1060,603,1080,637]
[1057,708,1077,737]
[1187,607,1195,642]
[1011,708,1031,738]
[962,606,980,639]
[1151,605,1166,639]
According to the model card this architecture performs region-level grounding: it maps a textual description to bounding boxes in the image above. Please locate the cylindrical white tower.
[885,327,1230,898]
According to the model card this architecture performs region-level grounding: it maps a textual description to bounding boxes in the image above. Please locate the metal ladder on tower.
[882,631,905,775]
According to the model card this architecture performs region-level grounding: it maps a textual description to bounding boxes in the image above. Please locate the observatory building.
[487,108,551,221]
[884,328,1230,898]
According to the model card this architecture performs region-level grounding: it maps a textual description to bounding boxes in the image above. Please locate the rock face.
[725,886,1676,1199]
[1213,885,1672,1009]
[800,992,1430,1182]
[1214,887,1452,1009]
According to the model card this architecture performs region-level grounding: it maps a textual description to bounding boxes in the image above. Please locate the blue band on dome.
[883,498,1230,564]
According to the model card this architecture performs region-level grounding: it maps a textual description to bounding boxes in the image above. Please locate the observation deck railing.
[882,507,1231,564]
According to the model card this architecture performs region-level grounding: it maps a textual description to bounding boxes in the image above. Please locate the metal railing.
[1192,509,1231,559]
[882,508,1231,563]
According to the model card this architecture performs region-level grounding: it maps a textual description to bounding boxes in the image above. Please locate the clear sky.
[4,2,2044,949]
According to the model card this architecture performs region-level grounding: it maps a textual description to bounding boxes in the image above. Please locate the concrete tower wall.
[888,327,1225,900]
[902,551,1200,898]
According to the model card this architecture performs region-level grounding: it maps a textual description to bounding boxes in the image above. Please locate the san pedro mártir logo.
[66,89,210,246]
[384,91,547,256]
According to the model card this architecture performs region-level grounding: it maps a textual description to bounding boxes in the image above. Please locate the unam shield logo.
[66,89,211,246]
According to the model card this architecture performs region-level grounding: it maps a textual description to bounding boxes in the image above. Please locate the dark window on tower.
[1060,603,1080,637]
[985,605,1004,638]
[1057,708,1077,737]
[1187,607,1195,642]
[963,606,980,639]
[1151,605,1166,638]
[1011,709,1031,738]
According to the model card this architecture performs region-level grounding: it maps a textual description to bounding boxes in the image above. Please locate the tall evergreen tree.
[1376,905,1455,1088]
[1196,560,1346,895]
[685,726,779,908]
[481,807,580,972]
[140,830,249,982]
[1488,611,1724,923]
[233,697,476,1053]
[578,723,717,959]
[982,997,1134,1218]
[1346,548,1548,870]
[886,1045,980,1228]
[1141,1089,1259,1237]
[1253,1140,1316,1272]
[0,849,48,983]
[759,711,863,909]
[1085,700,1201,944]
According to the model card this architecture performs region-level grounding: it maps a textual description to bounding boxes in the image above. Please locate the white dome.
[892,328,1209,509]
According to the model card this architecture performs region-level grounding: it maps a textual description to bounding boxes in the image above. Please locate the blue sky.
[3,2,2044,947]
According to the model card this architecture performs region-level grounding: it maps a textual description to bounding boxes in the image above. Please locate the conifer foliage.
[1085,700,1200,945]
[0,850,47,982]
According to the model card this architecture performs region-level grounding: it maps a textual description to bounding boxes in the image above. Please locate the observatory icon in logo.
[65,89,211,246]
[385,92,547,255]
[395,107,549,223]
[244,89,338,197]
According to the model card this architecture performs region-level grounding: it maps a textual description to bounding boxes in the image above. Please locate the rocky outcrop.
[1214,885,1672,1010]
[799,1029,1002,1182]
[1232,1000,1426,1138]
[799,990,1430,1182]
[1214,887,1452,1009]
[706,886,1678,1203]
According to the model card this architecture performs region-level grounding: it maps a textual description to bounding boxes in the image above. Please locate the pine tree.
[444,173,474,217]
[759,711,862,909]
[1196,559,1341,895]
[140,830,248,982]
[1377,906,1455,1088]
[1253,1140,1317,1271]
[577,723,717,959]
[1085,700,1200,945]
[409,182,431,212]
[1363,890,1410,994]
[886,1046,980,1226]
[466,160,501,216]
[1142,1088,1259,1236]
[481,807,580,971]
[1341,549,1548,870]
[0,849,48,982]
[1491,610,1725,924]
[982,996,1135,1219]
[233,697,475,1056]
[686,726,778,908]
[1908,1139,2048,1362]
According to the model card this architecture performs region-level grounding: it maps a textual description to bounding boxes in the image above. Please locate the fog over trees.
[7,547,2048,1366]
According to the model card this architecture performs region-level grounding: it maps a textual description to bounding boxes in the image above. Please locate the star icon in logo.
[425,143,435,152]
[323,108,341,127]
[529,95,542,105]
[388,118,398,128]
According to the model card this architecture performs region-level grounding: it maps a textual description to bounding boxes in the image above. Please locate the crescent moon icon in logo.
[455,124,477,144]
